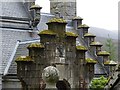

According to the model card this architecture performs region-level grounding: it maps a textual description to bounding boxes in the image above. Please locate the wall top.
[47,18,67,23]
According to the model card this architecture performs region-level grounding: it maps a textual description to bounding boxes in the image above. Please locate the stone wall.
[50,0,76,20]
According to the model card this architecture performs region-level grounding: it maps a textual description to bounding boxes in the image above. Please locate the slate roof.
[1,12,54,75]
[1,2,28,18]
[8,40,40,74]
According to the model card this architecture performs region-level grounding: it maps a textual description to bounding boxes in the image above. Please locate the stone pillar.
[78,24,89,38]
[0,75,2,90]
[86,58,97,84]
[30,4,42,28]
[0,28,2,89]
[84,33,96,47]
[90,41,103,56]
[24,0,35,11]
[104,62,117,76]
[97,51,110,63]
[49,0,76,20]
[76,45,87,89]
[65,32,78,88]
[72,17,83,30]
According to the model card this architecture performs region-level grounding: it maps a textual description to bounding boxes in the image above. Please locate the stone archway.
[56,79,71,90]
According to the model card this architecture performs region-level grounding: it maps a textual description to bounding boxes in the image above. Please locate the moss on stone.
[48,18,67,23]
[38,30,56,35]
[16,56,33,62]
[66,32,78,37]
[84,33,96,37]
[104,60,117,65]
[90,41,103,46]
[97,51,110,56]
[72,16,83,20]
[86,58,97,63]
[76,45,87,51]
[27,43,44,48]
[78,24,89,28]
[30,4,41,9]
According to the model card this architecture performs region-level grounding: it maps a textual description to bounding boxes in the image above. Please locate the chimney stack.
[97,51,110,63]
[78,24,89,38]
[84,33,96,46]
[90,41,103,55]
[72,16,83,30]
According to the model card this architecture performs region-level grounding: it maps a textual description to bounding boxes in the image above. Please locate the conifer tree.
[105,34,116,61]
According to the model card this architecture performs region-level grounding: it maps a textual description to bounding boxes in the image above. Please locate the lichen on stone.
[48,18,67,23]
[34,18,40,21]
[72,16,83,20]
[38,30,56,35]
[86,58,97,63]
[16,56,33,62]
[97,51,110,56]
[76,45,87,51]
[42,66,59,84]
[66,32,78,37]
[78,24,89,28]
[30,4,41,9]
[84,33,96,37]
[27,43,44,48]
[90,41,103,46]
[104,60,117,65]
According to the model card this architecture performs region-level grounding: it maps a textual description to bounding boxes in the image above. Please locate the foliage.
[90,76,108,90]
[104,34,116,61]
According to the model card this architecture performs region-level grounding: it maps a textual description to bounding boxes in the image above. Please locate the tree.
[89,76,108,90]
[105,34,116,61]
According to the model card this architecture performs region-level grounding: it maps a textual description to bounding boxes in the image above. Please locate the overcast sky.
[36,0,119,31]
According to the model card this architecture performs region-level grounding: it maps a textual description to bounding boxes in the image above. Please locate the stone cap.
[47,18,67,24]
[27,43,44,49]
[116,64,120,71]
[76,45,87,51]
[97,51,110,56]
[78,24,89,28]
[15,56,33,62]
[66,32,78,37]
[30,4,42,10]
[84,33,96,37]
[72,16,83,20]
[90,41,103,46]
[86,58,97,64]
[104,60,117,66]
[38,30,57,36]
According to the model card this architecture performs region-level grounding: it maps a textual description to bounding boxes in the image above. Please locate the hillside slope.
[89,27,118,39]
